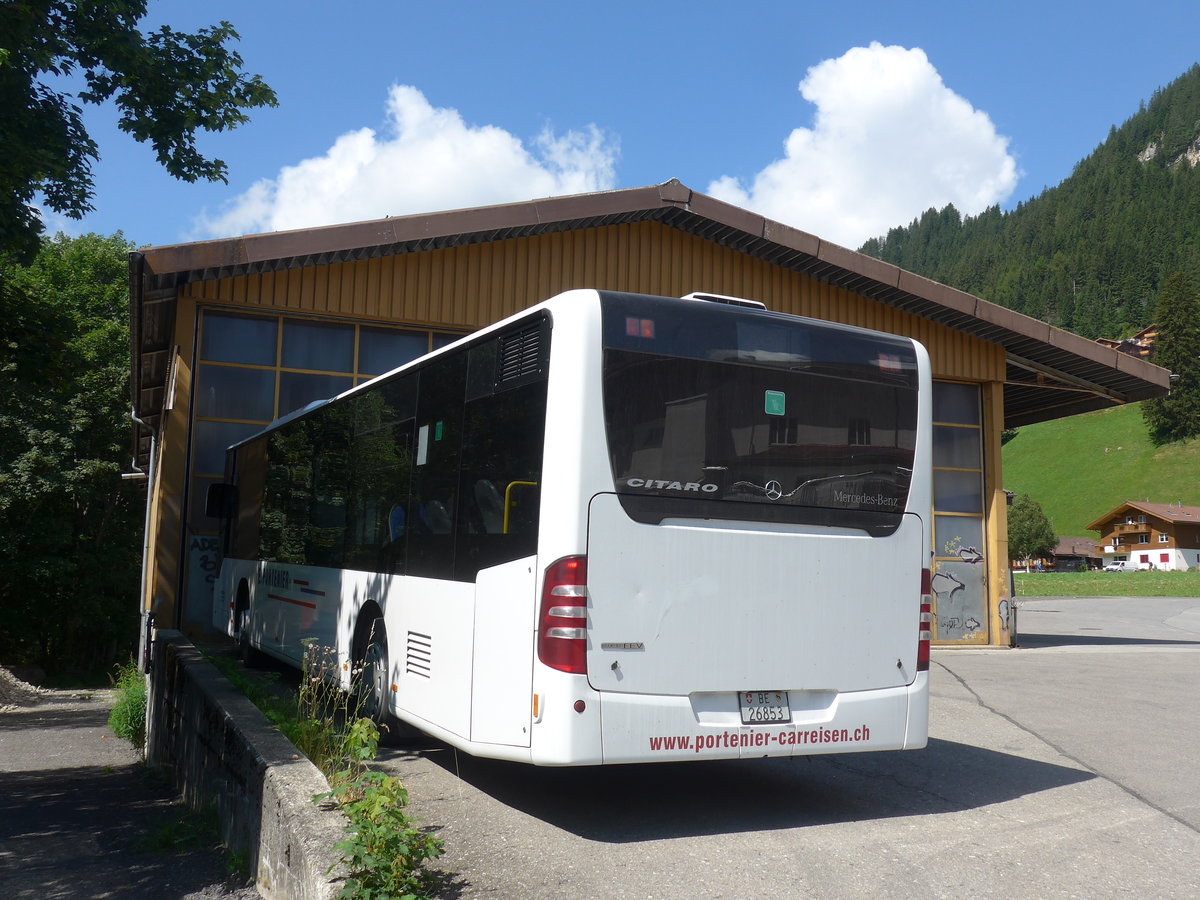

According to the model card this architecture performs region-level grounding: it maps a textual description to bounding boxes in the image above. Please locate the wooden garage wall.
[182,220,1005,384]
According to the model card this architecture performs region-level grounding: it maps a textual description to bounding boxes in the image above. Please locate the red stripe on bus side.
[267,593,318,610]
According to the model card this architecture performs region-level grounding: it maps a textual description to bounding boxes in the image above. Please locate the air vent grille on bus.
[406,630,432,679]
[497,325,543,383]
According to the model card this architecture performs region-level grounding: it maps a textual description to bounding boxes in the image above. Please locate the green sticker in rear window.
[764,390,786,416]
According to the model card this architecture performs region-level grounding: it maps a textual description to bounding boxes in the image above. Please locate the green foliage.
[1142,272,1200,443]
[298,648,444,900]
[107,657,146,747]
[1002,402,1200,536]
[209,646,445,896]
[207,646,377,778]
[1007,493,1058,563]
[861,64,1200,340]
[0,233,142,678]
[206,653,300,729]
[320,766,445,900]
[290,643,379,778]
[0,1,277,262]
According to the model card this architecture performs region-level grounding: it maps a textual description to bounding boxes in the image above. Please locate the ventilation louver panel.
[497,324,543,383]
[406,631,432,679]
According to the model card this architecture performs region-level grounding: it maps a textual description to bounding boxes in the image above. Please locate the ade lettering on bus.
[625,478,719,493]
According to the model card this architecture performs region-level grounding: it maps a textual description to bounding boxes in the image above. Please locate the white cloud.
[32,204,84,239]
[708,42,1019,248]
[195,85,619,238]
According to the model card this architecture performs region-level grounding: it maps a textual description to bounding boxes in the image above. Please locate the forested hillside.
[860,64,1200,339]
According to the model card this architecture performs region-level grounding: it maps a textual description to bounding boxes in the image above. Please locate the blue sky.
[56,0,1200,251]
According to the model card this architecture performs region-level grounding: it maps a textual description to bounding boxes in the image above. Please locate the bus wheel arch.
[233,579,251,635]
[353,605,386,719]
[236,579,270,667]
[352,605,418,745]
[351,602,384,670]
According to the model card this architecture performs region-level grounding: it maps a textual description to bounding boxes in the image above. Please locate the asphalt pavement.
[2,596,1198,899]
[380,594,1200,898]
[0,679,257,900]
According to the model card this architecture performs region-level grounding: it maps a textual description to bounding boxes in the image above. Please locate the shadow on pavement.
[1015,632,1200,649]
[381,734,1094,843]
[0,696,255,900]
[0,702,111,732]
[0,762,246,899]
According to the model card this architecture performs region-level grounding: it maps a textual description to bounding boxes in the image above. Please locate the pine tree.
[1142,272,1200,444]
[859,64,1200,343]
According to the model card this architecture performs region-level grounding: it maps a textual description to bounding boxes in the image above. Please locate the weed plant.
[319,760,445,900]
[207,643,444,898]
[302,644,445,900]
[108,658,146,748]
[295,642,376,779]
[206,654,299,728]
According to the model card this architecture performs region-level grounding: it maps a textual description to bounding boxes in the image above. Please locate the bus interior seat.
[422,500,452,534]
[475,480,505,533]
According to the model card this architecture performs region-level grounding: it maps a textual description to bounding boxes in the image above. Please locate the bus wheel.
[356,617,418,746]
[235,584,268,668]
[359,620,389,723]
[238,618,269,668]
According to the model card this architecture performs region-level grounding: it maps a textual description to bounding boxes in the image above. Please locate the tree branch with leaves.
[0,0,276,263]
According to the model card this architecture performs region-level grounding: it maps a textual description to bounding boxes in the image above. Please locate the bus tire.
[356,617,419,746]
[238,621,269,669]
[235,582,269,668]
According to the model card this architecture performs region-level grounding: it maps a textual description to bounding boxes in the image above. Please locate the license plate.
[739,690,791,724]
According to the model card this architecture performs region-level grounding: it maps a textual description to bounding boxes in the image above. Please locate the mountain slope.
[861,64,1200,340]
[1001,403,1200,536]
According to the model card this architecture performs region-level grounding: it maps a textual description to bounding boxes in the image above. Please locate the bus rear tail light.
[917,568,932,672]
[538,556,588,675]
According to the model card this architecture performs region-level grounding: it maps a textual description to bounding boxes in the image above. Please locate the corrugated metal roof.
[129,179,1171,464]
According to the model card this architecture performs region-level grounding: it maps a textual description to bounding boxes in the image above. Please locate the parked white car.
[1103,561,1133,572]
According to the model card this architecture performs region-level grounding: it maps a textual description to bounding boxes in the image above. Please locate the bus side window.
[259,421,316,564]
[456,374,547,580]
[345,378,415,576]
[231,440,268,561]
[407,355,467,580]
[306,405,351,568]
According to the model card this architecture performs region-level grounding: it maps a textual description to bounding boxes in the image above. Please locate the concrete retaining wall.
[147,631,346,900]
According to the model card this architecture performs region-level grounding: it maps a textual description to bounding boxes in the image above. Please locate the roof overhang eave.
[128,179,1173,456]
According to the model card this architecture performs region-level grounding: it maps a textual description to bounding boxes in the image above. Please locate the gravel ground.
[0,666,260,900]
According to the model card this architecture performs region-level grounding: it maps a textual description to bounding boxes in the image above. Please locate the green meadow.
[1013,570,1200,597]
[1001,402,1200,538]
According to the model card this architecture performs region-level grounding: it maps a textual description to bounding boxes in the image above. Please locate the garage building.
[128,180,1170,648]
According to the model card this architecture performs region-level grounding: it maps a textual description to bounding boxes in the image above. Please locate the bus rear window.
[600,294,918,532]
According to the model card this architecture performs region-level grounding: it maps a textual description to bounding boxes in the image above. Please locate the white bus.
[209,289,932,765]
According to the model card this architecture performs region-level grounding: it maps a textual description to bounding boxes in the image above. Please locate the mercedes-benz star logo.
[764,480,783,500]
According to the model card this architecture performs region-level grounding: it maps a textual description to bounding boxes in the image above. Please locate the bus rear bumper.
[598,678,928,764]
